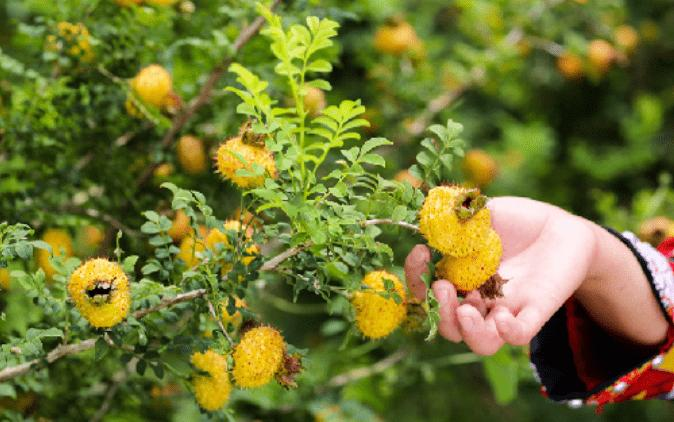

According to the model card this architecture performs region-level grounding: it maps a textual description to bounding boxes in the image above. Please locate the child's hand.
[404,196,668,355]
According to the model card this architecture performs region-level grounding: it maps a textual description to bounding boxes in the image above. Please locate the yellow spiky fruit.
[36,229,74,280]
[190,349,231,411]
[436,229,502,292]
[0,268,10,290]
[303,87,326,116]
[215,136,277,189]
[351,270,407,339]
[83,225,105,249]
[178,233,206,267]
[374,20,423,56]
[168,210,190,242]
[46,22,95,62]
[556,52,584,80]
[394,170,422,189]
[419,186,492,257]
[462,149,498,187]
[587,39,616,75]
[131,65,173,107]
[153,163,174,179]
[232,326,285,388]
[614,25,639,54]
[68,258,131,328]
[176,135,207,175]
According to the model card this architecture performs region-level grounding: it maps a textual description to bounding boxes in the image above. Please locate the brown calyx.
[477,273,508,299]
[275,352,303,390]
[238,120,268,147]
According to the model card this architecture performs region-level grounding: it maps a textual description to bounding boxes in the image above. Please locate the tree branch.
[363,218,419,233]
[326,348,409,388]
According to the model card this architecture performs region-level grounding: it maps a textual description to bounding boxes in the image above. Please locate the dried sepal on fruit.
[214,130,277,189]
[36,229,74,280]
[351,270,407,339]
[67,258,131,328]
[435,229,503,294]
[191,349,232,411]
[232,326,285,388]
[419,186,491,257]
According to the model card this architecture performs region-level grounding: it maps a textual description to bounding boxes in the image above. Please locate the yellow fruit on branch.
[131,65,173,108]
[374,20,424,57]
[190,349,231,411]
[67,258,131,328]
[232,326,285,388]
[419,186,491,257]
[436,229,502,293]
[215,135,277,189]
[556,52,584,80]
[0,268,10,290]
[614,24,639,54]
[36,229,74,280]
[394,169,423,189]
[462,149,498,187]
[153,163,174,179]
[219,296,247,329]
[167,210,190,242]
[351,270,407,339]
[177,135,208,175]
[177,231,206,268]
[587,39,616,75]
[303,87,326,116]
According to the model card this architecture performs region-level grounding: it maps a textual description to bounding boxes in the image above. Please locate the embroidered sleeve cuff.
[530,232,674,409]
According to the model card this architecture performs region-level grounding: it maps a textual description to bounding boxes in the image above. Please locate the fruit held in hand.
[232,326,285,388]
[436,229,502,292]
[191,349,231,411]
[419,186,491,257]
[131,65,173,107]
[68,258,131,328]
[352,270,407,339]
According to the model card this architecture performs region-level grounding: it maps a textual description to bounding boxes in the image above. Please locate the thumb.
[404,244,431,300]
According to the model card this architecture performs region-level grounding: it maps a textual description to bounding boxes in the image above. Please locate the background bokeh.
[2,0,674,420]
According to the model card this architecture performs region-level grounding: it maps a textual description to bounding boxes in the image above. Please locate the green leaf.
[483,347,519,405]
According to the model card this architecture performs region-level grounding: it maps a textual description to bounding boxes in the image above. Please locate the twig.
[207,299,233,344]
[363,219,419,233]
[0,339,97,382]
[134,0,282,188]
[260,244,309,271]
[132,288,207,320]
[91,372,127,422]
[326,349,409,388]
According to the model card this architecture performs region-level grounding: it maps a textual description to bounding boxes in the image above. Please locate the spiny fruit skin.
[191,349,231,411]
[131,65,173,107]
[556,52,584,80]
[168,210,190,242]
[0,268,10,290]
[232,326,285,388]
[614,25,639,54]
[68,258,131,328]
[177,135,207,175]
[394,169,422,189]
[303,87,326,116]
[587,39,616,74]
[215,136,277,189]
[436,229,502,292]
[462,149,498,187]
[374,21,423,56]
[36,229,74,279]
[351,270,407,339]
[419,186,492,257]
[46,22,94,62]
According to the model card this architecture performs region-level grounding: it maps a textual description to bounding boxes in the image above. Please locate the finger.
[492,305,541,346]
[457,304,504,355]
[462,290,488,316]
[404,244,432,300]
[432,280,462,343]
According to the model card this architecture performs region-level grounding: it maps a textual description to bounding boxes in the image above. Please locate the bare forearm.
[575,221,669,346]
